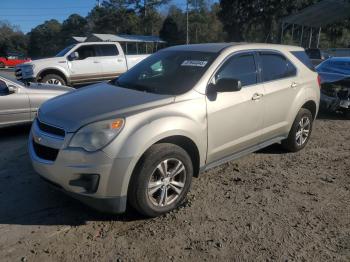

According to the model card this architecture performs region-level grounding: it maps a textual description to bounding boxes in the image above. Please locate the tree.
[0,21,28,56]
[60,14,89,46]
[87,5,140,34]
[28,20,62,58]
[160,17,182,45]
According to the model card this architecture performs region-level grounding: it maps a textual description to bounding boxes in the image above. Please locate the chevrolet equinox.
[29,43,320,217]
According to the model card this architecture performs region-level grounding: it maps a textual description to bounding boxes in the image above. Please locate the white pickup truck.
[15,42,149,86]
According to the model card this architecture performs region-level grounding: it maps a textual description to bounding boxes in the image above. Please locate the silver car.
[0,76,72,128]
[29,43,320,217]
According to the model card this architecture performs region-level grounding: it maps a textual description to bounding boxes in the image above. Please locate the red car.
[0,54,31,68]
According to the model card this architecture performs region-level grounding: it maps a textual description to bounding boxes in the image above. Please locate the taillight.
[317,74,321,88]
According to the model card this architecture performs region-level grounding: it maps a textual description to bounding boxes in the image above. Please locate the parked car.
[0,76,72,128]
[305,48,331,66]
[29,43,320,217]
[15,42,150,87]
[0,54,31,68]
[316,57,350,118]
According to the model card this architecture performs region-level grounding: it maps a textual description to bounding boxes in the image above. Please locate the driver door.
[206,52,265,163]
[68,45,102,84]
[0,80,30,127]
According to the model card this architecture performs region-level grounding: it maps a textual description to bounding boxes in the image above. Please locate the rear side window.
[215,54,258,87]
[291,51,315,71]
[260,52,296,82]
[97,44,119,56]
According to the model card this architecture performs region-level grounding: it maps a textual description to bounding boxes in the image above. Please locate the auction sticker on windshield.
[181,60,208,67]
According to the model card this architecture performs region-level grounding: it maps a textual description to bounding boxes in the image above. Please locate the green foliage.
[28,19,62,58]
[1,0,349,58]
[0,22,27,56]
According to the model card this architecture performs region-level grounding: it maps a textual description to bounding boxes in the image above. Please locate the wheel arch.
[37,68,69,85]
[301,100,317,120]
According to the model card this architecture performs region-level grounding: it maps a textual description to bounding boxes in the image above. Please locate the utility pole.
[186,0,189,44]
[96,0,101,7]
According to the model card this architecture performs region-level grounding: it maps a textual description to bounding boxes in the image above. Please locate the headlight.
[69,118,125,152]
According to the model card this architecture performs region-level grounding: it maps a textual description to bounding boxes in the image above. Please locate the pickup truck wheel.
[41,74,66,86]
[0,62,5,68]
[282,108,313,152]
[128,143,193,217]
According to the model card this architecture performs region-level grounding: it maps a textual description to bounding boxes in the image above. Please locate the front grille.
[37,120,65,137]
[33,140,59,161]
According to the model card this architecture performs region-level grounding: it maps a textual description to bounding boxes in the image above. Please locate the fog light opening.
[69,174,100,194]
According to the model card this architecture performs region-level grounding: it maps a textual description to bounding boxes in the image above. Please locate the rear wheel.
[41,74,66,86]
[128,143,193,217]
[282,108,313,152]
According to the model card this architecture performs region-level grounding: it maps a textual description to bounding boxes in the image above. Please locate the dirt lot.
[0,113,349,262]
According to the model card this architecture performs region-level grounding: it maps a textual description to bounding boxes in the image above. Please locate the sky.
[0,0,196,33]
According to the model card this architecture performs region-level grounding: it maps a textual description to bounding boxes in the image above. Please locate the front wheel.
[0,62,5,68]
[128,143,193,217]
[41,74,66,86]
[282,108,313,152]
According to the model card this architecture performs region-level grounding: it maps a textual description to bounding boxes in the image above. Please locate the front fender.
[102,97,207,196]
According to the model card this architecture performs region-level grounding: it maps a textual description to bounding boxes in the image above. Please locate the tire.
[41,74,66,86]
[282,108,313,152]
[0,62,5,68]
[128,143,193,217]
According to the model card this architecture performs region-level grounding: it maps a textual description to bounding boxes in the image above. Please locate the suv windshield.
[55,44,76,57]
[114,50,217,95]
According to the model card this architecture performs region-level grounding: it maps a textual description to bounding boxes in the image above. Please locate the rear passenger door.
[206,52,265,163]
[96,44,127,79]
[258,51,299,140]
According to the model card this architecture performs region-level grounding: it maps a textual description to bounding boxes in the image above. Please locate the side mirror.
[212,78,242,93]
[7,84,18,94]
[68,51,79,61]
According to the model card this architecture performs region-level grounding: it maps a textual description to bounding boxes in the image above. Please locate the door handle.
[252,93,263,101]
[93,61,100,64]
[117,59,124,62]
[291,82,298,88]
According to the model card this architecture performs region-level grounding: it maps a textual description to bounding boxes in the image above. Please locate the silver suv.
[29,43,320,217]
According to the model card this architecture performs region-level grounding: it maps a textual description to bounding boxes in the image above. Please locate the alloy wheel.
[46,79,62,85]
[147,158,187,207]
[296,116,311,146]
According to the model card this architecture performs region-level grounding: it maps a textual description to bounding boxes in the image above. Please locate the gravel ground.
[0,113,349,262]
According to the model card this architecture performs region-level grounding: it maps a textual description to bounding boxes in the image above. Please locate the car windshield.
[55,44,76,57]
[113,50,218,95]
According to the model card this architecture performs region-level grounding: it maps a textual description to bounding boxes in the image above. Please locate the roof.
[165,43,240,53]
[72,36,87,43]
[165,43,303,53]
[85,33,165,43]
[282,0,350,27]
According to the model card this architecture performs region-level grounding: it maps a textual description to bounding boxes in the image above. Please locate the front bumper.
[29,120,132,213]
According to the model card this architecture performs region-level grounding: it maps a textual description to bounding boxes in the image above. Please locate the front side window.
[75,45,96,60]
[260,52,296,82]
[215,53,257,87]
[114,50,217,95]
[97,44,119,56]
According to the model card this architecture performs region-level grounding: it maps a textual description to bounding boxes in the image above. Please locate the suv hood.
[18,57,64,68]
[38,82,175,132]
